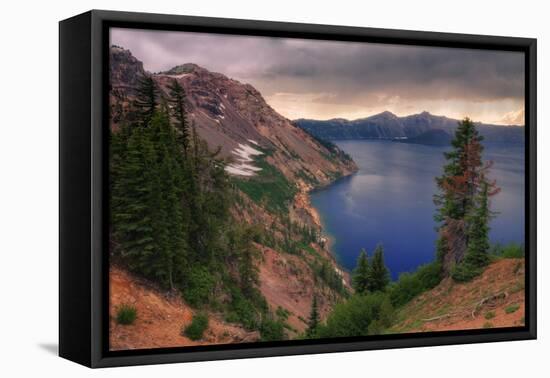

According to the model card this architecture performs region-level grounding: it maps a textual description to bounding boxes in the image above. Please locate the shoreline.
[295,170,358,280]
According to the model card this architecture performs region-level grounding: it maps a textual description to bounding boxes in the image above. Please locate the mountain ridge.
[295,110,523,128]
[295,111,524,144]
[110,46,357,187]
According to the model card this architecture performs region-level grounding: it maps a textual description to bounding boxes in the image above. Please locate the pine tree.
[111,107,191,289]
[306,296,320,338]
[435,118,484,220]
[149,112,188,289]
[111,126,156,273]
[186,121,229,263]
[433,118,498,275]
[111,79,242,309]
[228,225,259,297]
[352,249,370,294]
[463,181,492,268]
[368,244,390,292]
[167,79,190,153]
[134,74,158,126]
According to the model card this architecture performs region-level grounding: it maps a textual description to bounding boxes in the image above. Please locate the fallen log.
[421,311,465,322]
[471,291,508,318]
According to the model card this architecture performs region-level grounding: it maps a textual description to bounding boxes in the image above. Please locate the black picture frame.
[59,9,537,368]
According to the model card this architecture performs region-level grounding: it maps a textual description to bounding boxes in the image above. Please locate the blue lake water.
[310,140,525,280]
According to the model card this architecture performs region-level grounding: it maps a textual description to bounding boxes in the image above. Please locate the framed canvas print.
[59,10,537,368]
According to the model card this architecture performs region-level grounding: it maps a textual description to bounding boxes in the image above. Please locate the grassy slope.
[232,155,297,214]
[390,258,525,333]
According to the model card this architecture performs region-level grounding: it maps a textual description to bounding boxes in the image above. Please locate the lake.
[310,140,525,280]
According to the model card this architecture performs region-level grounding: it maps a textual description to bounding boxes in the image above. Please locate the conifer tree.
[433,118,499,276]
[111,78,241,312]
[186,121,229,263]
[134,74,158,126]
[167,79,190,153]
[368,244,390,292]
[150,112,187,289]
[111,108,191,288]
[227,225,259,296]
[306,296,320,338]
[352,249,370,294]
[111,126,156,272]
[463,181,492,268]
[435,118,484,221]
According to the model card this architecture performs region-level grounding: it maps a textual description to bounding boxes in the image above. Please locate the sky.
[111,28,525,125]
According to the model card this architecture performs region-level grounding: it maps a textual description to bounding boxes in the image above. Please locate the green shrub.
[367,319,384,335]
[509,281,525,294]
[183,313,209,340]
[260,317,286,341]
[415,262,443,288]
[317,291,389,338]
[389,262,442,307]
[225,286,267,330]
[312,260,347,296]
[116,304,137,325]
[450,262,482,282]
[365,297,395,335]
[276,306,291,320]
[483,322,493,328]
[181,267,216,307]
[226,299,259,330]
[484,311,496,320]
[378,296,395,327]
[505,304,520,314]
[491,243,524,259]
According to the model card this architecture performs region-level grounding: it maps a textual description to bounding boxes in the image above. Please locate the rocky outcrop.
[110,46,357,186]
[109,45,145,95]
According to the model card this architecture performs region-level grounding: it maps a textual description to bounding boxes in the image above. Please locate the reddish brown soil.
[109,267,258,351]
[392,258,525,333]
[257,245,340,335]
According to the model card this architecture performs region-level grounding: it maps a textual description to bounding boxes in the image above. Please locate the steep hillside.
[257,244,349,336]
[391,258,525,333]
[110,45,356,235]
[110,266,259,350]
[295,111,524,144]
[109,46,356,345]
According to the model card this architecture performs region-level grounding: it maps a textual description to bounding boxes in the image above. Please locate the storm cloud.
[111,28,525,124]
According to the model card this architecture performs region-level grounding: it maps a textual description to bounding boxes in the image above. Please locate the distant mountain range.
[294,111,524,145]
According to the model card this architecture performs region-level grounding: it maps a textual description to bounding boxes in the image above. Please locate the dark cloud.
[111,28,525,123]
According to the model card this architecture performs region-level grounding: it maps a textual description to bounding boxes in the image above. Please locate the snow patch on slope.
[164,73,191,79]
[225,143,263,177]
